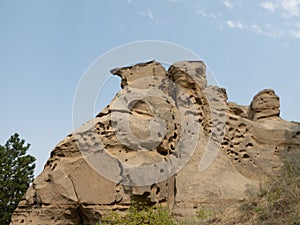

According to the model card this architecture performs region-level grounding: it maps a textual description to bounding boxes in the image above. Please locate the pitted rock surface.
[11,61,300,225]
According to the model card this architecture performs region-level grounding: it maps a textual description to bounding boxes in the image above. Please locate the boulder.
[248,89,280,120]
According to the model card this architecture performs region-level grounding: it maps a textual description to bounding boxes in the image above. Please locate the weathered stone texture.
[11,61,300,224]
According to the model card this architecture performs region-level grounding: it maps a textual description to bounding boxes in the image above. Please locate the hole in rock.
[242,154,250,159]
[170,144,175,151]
[173,132,177,139]
[246,143,253,147]
[156,187,160,195]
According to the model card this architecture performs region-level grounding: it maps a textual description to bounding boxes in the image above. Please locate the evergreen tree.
[0,133,35,224]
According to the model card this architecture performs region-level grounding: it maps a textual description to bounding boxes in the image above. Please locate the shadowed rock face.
[11,61,300,225]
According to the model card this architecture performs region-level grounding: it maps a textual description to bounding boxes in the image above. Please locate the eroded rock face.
[11,61,300,225]
[248,89,280,120]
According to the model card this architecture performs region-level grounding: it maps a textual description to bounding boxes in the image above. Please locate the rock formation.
[10,61,300,225]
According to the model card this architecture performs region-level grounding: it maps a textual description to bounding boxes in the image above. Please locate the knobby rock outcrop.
[11,61,300,224]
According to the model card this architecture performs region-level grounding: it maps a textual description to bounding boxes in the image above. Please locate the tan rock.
[248,89,280,120]
[10,61,300,224]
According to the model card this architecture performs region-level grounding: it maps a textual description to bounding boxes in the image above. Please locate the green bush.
[99,202,176,225]
[196,206,213,222]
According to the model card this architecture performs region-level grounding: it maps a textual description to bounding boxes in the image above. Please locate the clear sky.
[1,0,300,176]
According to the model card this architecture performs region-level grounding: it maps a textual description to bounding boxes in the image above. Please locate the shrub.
[238,157,300,224]
[99,202,176,225]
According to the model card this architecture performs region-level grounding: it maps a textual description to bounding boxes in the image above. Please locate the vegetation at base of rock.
[196,206,214,222]
[208,156,300,225]
[99,201,176,225]
[249,159,300,225]
[244,157,300,224]
[176,206,221,225]
[0,133,35,225]
[99,202,219,225]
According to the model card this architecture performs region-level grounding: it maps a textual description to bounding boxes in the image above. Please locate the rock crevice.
[10,61,300,224]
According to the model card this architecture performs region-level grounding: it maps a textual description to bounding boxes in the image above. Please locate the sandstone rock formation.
[11,61,300,225]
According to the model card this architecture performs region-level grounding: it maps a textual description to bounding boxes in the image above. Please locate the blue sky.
[1,0,300,175]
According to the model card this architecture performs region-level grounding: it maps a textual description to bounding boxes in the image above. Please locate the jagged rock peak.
[168,61,207,89]
[110,60,167,88]
[110,60,207,90]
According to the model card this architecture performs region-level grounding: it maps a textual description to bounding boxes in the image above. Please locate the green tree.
[0,133,35,225]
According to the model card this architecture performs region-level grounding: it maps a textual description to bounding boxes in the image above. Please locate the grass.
[224,156,300,225]
[98,201,176,225]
